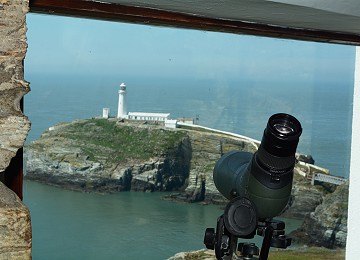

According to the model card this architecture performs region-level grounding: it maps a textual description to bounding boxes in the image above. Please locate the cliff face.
[175,129,259,203]
[26,118,345,248]
[25,119,260,195]
[165,128,328,222]
[280,171,324,219]
[290,181,348,248]
[25,119,192,193]
[25,118,328,217]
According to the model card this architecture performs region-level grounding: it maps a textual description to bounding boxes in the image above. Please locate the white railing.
[311,172,347,186]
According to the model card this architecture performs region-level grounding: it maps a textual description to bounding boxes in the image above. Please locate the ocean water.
[23,181,302,260]
[23,181,222,260]
[23,75,353,259]
[23,15,355,259]
[25,75,353,178]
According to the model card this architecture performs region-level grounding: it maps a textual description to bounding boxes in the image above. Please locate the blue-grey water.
[23,181,302,260]
[23,76,353,259]
[24,14,354,259]
[23,181,222,259]
[25,75,354,178]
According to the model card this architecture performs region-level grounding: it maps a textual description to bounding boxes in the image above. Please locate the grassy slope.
[55,119,188,163]
[268,247,345,260]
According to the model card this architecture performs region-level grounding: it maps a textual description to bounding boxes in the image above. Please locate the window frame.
[24,1,360,258]
[29,0,360,46]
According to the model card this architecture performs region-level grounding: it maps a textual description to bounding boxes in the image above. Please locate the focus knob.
[203,228,215,249]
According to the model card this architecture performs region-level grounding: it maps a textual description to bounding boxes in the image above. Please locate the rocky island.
[25,119,192,193]
[25,118,348,249]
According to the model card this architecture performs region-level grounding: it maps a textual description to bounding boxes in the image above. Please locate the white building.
[128,112,170,121]
[165,119,178,128]
[113,82,194,128]
[117,83,127,119]
[103,108,110,119]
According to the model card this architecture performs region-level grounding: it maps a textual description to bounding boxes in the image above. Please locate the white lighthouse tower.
[117,83,127,119]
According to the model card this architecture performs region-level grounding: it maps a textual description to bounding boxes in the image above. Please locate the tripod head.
[204,210,291,259]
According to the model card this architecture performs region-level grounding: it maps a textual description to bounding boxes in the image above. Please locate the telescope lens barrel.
[255,113,302,175]
[212,113,302,219]
[205,114,301,257]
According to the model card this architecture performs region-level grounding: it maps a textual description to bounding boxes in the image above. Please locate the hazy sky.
[25,13,355,84]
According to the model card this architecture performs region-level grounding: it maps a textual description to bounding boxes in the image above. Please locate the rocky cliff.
[25,119,260,194]
[290,181,348,248]
[164,126,330,222]
[25,118,346,248]
[170,126,259,203]
[25,119,192,193]
[26,118,330,214]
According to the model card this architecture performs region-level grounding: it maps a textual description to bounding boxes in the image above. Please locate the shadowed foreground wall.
[0,0,32,258]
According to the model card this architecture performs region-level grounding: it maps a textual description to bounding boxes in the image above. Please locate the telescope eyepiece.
[273,124,294,135]
[262,113,302,158]
[268,113,302,138]
[254,113,302,179]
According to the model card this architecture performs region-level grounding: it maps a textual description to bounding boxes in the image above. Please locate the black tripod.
[204,197,291,260]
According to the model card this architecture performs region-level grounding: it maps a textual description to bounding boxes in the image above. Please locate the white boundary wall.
[346,46,360,259]
[177,122,260,150]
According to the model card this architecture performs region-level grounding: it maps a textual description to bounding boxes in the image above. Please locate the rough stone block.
[0,181,31,259]
[0,0,30,172]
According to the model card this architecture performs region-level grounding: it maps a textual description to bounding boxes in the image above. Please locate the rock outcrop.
[290,181,349,248]
[167,249,214,260]
[26,118,329,216]
[25,119,263,198]
[26,118,346,248]
[280,170,324,219]
[25,119,192,193]
[173,129,259,203]
[164,127,329,222]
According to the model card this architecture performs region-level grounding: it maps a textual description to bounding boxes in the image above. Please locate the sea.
[22,75,354,259]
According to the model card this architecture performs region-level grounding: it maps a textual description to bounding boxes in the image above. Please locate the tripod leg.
[259,224,274,260]
[214,216,237,260]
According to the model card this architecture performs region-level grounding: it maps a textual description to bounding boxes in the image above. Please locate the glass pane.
[24,13,354,260]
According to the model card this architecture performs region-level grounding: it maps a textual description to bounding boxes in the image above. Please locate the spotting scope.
[204,113,302,260]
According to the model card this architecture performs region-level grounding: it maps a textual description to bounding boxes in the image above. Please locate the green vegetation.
[268,247,345,260]
[59,119,188,164]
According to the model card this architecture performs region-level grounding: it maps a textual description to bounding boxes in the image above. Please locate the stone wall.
[0,0,30,171]
[0,181,31,259]
[0,0,32,259]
